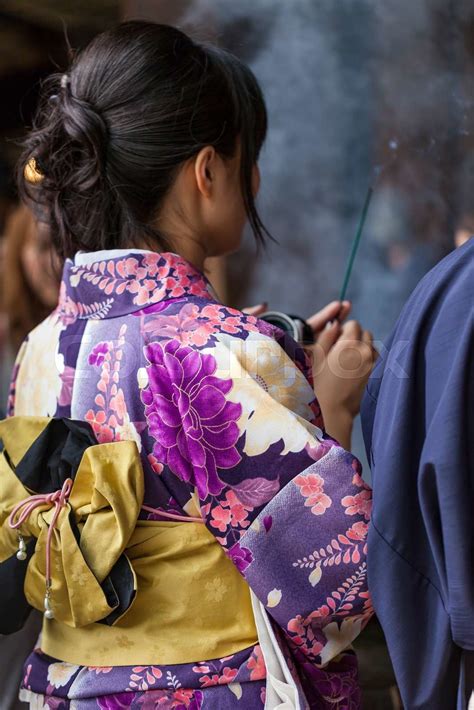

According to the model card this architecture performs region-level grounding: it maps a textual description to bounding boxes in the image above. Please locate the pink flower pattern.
[294,472,332,515]
[246,645,266,681]
[147,453,164,475]
[293,520,369,571]
[341,490,372,520]
[12,250,372,709]
[142,302,259,347]
[58,252,214,325]
[210,490,252,532]
[287,613,325,660]
[197,665,238,687]
[84,325,137,443]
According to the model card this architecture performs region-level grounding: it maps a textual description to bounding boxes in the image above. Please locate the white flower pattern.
[206,331,322,456]
[47,661,80,688]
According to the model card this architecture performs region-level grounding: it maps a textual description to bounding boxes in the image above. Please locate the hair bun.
[60,78,109,189]
[17,21,268,260]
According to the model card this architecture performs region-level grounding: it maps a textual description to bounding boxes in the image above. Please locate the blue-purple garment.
[361,239,474,709]
[8,250,373,708]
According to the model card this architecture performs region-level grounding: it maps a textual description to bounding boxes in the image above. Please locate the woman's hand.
[310,320,377,449]
[243,300,376,449]
[306,299,351,350]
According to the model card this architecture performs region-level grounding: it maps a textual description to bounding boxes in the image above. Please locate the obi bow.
[0,418,256,667]
[0,416,144,631]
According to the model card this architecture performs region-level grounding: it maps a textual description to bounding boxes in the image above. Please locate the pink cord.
[141,504,204,524]
[8,478,73,585]
[8,481,203,587]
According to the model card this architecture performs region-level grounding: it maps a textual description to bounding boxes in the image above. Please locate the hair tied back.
[17,21,269,259]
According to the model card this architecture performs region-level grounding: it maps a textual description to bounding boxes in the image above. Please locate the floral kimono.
[5,249,373,709]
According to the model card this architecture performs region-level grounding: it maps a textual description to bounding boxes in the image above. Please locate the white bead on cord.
[16,534,27,561]
[44,582,54,620]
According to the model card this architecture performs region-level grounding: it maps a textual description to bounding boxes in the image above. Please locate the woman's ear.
[194,146,216,198]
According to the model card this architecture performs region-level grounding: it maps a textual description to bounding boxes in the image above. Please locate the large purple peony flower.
[142,340,242,499]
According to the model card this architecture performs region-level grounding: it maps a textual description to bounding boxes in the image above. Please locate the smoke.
[183,1,372,308]
[176,0,473,467]
[179,0,472,327]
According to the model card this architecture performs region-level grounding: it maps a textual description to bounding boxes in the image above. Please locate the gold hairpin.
[24,157,44,184]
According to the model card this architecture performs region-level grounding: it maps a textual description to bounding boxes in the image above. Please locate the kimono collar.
[57,250,215,321]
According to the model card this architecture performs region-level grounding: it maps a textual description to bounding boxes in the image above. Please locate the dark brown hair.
[17,21,269,260]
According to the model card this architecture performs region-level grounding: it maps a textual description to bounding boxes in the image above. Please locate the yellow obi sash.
[0,417,257,666]
[43,519,258,666]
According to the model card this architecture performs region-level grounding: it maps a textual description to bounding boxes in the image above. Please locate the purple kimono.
[8,250,373,709]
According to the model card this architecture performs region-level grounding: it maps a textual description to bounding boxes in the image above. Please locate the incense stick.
[339,185,374,302]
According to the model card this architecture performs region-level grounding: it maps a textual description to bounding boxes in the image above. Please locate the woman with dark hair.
[4,21,376,708]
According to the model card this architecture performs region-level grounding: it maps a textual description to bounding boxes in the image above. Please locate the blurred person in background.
[0,204,60,410]
[2,204,60,352]
[0,205,59,710]
[0,153,16,417]
[0,232,8,417]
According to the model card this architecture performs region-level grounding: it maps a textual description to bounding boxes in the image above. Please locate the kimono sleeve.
[421,317,474,651]
[141,330,373,668]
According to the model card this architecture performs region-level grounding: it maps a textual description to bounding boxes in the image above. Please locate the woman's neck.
[168,232,207,273]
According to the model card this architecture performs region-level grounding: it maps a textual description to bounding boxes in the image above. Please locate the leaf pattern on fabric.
[60,252,213,322]
[57,283,115,324]
[286,564,370,663]
[127,666,163,692]
[9,250,373,709]
[293,521,369,571]
[230,477,280,507]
